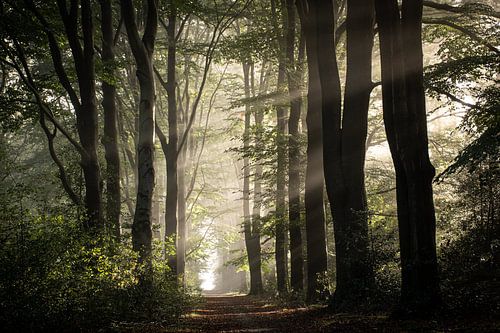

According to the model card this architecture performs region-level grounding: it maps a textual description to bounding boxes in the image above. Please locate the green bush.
[0,214,195,332]
[437,164,500,315]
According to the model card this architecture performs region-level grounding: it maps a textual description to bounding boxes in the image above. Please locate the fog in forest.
[0,0,498,332]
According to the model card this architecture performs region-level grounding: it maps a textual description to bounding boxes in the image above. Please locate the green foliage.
[438,163,500,315]
[218,2,277,64]
[0,214,195,332]
[439,86,500,177]
[423,12,500,180]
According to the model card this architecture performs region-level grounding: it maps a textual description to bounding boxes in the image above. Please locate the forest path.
[161,294,500,333]
[168,294,330,332]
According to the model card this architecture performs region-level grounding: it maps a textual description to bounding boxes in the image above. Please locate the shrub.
[0,214,195,332]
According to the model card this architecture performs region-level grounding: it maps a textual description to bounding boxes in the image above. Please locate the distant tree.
[242,61,264,295]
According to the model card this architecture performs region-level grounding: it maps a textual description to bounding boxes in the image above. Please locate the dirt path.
[167,294,327,332]
[162,294,499,332]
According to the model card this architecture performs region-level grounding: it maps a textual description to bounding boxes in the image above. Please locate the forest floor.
[164,294,500,333]
[119,294,500,332]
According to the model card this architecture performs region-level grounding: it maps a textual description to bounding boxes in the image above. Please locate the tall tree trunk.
[272,0,288,295]
[78,0,102,231]
[337,0,375,302]
[296,0,328,302]
[275,68,288,295]
[242,62,263,295]
[177,113,187,283]
[286,0,304,293]
[27,0,103,231]
[55,0,103,231]
[177,48,192,284]
[121,0,157,270]
[375,0,440,315]
[165,1,178,277]
[100,0,121,239]
[315,0,375,307]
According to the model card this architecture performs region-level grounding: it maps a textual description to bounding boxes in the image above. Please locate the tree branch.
[175,1,250,158]
[40,113,81,205]
[23,0,82,110]
[423,18,500,55]
[142,0,158,55]
[423,0,500,19]
[0,38,86,157]
[427,85,476,109]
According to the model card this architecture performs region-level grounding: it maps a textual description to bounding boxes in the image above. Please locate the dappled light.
[0,0,499,332]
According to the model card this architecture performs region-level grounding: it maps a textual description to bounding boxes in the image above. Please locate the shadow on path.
[163,294,500,332]
[168,294,326,332]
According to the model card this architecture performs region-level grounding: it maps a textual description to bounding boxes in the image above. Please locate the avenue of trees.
[0,0,498,330]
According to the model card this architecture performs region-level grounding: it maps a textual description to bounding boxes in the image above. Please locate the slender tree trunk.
[77,1,103,231]
[275,70,288,295]
[286,0,304,292]
[242,62,263,295]
[165,2,178,277]
[296,0,328,302]
[375,0,440,315]
[100,0,121,239]
[272,0,288,295]
[121,0,157,270]
[177,48,192,284]
[177,114,187,282]
[251,62,266,295]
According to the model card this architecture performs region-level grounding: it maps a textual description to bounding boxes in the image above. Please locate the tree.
[285,0,305,293]
[100,0,121,239]
[165,0,179,277]
[375,0,440,315]
[242,61,264,295]
[296,0,328,301]
[315,0,375,307]
[21,0,104,231]
[120,0,158,271]
[270,0,288,295]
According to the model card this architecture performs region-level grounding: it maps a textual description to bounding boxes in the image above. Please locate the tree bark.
[100,0,121,239]
[177,106,187,283]
[77,0,103,232]
[272,0,288,295]
[286,0,304,293]
[242,62,263,295]
[24,0,103,230]
[315,0,375,307]
[177,46,192,285]
[296,0,328,302]
[275,72,288,295]
[121,0,157,270]
[165,1,178,277]
[375,0,440,315]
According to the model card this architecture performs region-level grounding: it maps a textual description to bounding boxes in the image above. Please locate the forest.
[0,0,499,332]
